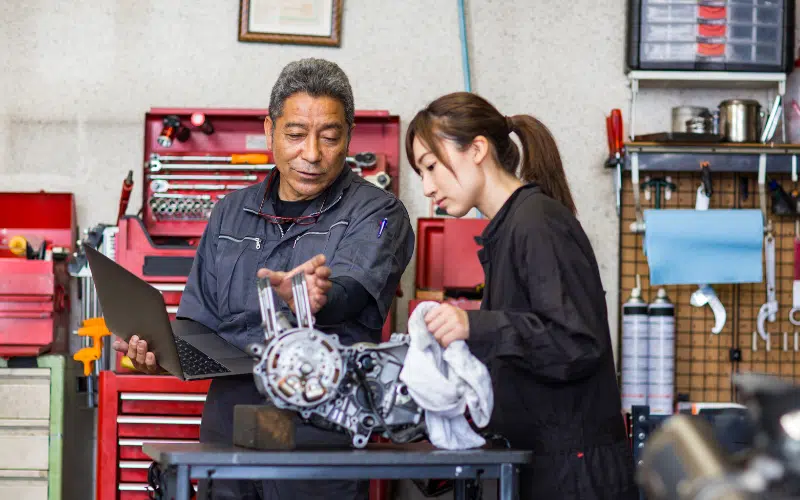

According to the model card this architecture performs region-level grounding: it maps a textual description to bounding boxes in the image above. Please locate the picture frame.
[238,0,343,47]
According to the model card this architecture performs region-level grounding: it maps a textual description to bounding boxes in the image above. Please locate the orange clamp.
[73,317,112,376]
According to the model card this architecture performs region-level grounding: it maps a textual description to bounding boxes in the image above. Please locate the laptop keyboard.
[175,337,232,377]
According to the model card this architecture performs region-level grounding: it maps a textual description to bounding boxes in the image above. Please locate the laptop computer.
[83,243,255,380]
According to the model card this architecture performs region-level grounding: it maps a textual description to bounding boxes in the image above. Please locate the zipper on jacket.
[219,235,261,249]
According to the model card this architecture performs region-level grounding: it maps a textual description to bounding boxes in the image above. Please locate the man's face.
[265,92,352,201]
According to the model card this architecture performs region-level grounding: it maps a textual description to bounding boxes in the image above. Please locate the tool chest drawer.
[117,415,202,439]
[119,392,206,415]
[416,218,488,293]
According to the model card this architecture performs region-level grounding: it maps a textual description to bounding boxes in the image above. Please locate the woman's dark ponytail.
[507,115,577,215]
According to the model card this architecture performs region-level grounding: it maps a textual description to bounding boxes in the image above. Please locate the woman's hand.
[424,303,470,348]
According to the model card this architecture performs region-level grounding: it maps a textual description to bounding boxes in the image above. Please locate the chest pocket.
[290,220,349,268]
[215,234,262,317]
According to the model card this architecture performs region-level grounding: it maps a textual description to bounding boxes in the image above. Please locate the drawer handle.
[152,283,186,292]
[119,438,199,446]
[166,306,179,314]
[117,416,201,425]
[118,483,153,491]
[120,393,206,402]
[119,461,153,469]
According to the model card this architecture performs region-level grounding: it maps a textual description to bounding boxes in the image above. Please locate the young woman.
[406,92,637,499]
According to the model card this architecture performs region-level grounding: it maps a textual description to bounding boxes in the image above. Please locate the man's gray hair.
[269,58,355,127]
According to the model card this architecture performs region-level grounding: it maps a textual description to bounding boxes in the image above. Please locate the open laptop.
[83,244,254,380]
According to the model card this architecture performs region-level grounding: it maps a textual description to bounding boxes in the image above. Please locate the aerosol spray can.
[621,275,649,412]
[648,288,675,415]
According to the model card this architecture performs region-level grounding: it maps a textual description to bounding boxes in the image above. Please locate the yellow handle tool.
[73,318,112,376]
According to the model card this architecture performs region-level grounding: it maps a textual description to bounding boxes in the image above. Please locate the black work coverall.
[465,184,638,499]
[177,167,415,500]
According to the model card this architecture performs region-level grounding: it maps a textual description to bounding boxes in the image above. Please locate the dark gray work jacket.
[178,166,414,351]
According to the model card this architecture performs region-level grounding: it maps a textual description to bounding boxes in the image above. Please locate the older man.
[114,58,415,499]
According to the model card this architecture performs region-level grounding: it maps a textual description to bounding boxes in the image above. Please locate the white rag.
[398,301,494,450]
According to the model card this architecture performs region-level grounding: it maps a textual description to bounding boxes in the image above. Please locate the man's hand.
[424,303,470,348]
[257,254,332,314]
[112,335,162,374]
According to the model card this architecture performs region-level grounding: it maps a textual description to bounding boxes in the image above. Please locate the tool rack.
[94,107,402,500]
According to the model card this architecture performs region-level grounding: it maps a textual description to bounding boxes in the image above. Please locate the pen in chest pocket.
[377,218,388,238]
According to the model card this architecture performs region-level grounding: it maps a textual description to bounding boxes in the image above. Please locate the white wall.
[3,0,798,396]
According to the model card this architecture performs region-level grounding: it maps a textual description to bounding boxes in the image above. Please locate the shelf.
[627,70,787,90]
[608,142,800,173]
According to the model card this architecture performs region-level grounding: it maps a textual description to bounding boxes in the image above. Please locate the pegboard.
[619,170,800,403]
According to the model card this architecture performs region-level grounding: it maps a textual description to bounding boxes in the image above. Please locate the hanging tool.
[790,220,800,327]
[641,177,676,210]
[150,180,249,193]
[151,153,270,164]
[117,170,134,222]
[757,232,778,344]
[157,115,190,147]
[606,109,624,216]
[347,152,377,169]
[148,159,274,172]
[149,174,257,181]
[690,175,726,334]
[190,112,215,135]
[768,179,798,215]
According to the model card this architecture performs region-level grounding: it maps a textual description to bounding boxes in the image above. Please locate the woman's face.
[412,136,484,218]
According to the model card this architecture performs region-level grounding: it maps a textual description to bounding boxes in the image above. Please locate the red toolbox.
[0,192,76,357]
[415,218,488,294]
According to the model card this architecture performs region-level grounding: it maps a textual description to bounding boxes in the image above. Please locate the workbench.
[144,443,532,500]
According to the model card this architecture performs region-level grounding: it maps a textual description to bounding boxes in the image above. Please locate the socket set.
[148,195,217,221]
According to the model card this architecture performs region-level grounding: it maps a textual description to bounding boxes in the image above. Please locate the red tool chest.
[415,218,488,294]
[97,371,210,500]
[0,192,76,357]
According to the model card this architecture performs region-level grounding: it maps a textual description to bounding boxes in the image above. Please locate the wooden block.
[233,405,296,450]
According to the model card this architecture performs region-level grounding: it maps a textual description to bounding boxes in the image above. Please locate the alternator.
[248,273,425,448]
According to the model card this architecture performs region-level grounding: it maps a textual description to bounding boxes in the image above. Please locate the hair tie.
[505,115,514,133]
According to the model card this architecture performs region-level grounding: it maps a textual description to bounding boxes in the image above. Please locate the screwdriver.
[151,153,269,164]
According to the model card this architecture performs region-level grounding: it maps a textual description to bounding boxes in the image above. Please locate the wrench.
[151,192,211,200]
[151,153,269,164]
[346,152,377,169]
[757,232,778,342]
[790,220,800,326]
[150,180,249,193]
[148,159,275,172]
[149,174,257,181]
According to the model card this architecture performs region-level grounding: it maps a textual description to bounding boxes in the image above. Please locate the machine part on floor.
[149,174,258,181]
[151,152,270,164]
[621,274,649,412]
[249,274,425,449]
[190,112,215,135]
[790,221,800,326]
[365,172,391,190]
[690,285,726,334]
[648,288,675,416]
[758,232,778,343]
[639,373,800,500]
[117,170,134,221]
[148,159,275,172]
[346,152,377,169]
[150,180,249,193]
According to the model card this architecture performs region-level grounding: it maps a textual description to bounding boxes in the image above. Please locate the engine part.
[648,288,675,416]
[621,275,649,412]
[249,273,425,448]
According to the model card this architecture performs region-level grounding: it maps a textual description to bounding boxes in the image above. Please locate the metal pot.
[718,99,761,143]
[672,106,710,133]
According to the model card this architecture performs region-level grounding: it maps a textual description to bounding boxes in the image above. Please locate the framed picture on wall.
[238,0,343,47]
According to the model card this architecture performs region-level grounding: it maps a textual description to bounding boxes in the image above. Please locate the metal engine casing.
[249,274,424,448]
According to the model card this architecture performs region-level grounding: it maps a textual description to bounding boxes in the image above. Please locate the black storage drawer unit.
[626,0,795,72]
